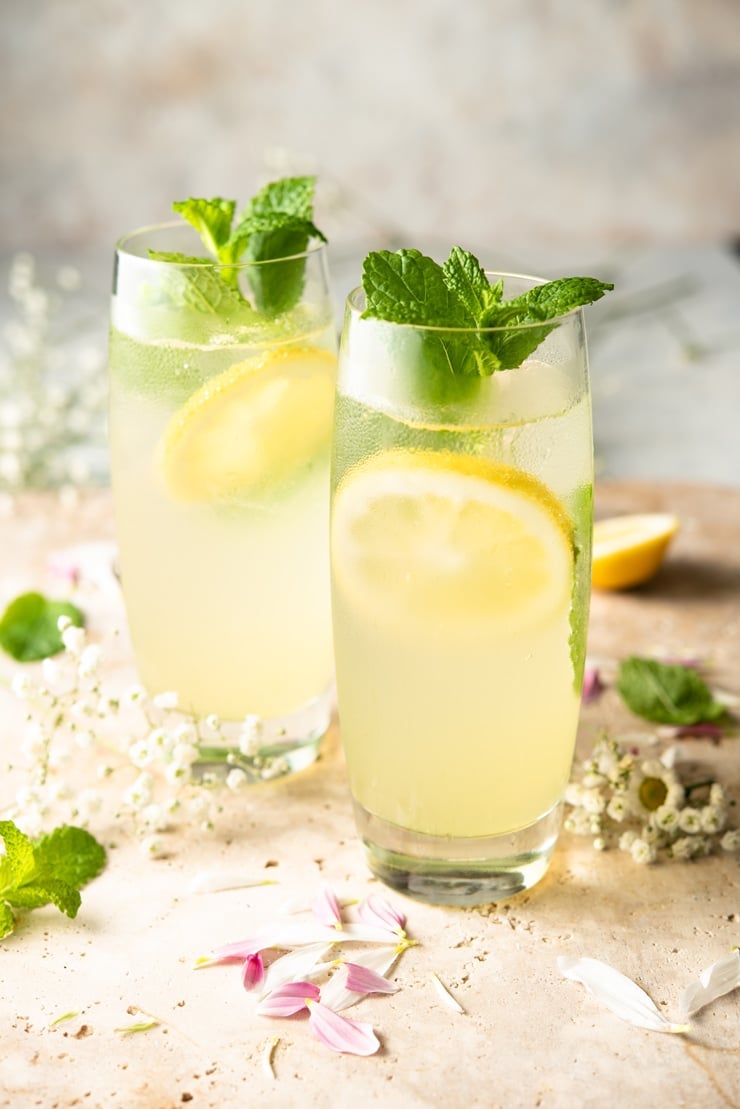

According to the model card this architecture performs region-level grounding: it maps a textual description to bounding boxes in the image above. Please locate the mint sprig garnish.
[361,246,613,376]
[151,177,327,317]
[0,592,84,662]
[617,657,727,726]
[0,821,106,940]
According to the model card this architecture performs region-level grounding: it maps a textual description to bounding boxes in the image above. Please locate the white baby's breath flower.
[630,838,656,865]
[709,783,727,808]
[606,795,629,822]
[128,739,153,769]
[139,834,167,859]
[581,789,607,815]
[671,836,703,860]
[700,806,727,835]
[74,729,96,750]
[41,657,61,686]
[61,625,85,654]
[678,808,702,835]
[77,644,102,679]
[172,722,197,745]
[139,804,169,832]
[204,713,220,730]
[582,771,605,790]
[593,836,607,852]
[164,762,190,786]
[170,742,199,770]
[652,805,681,833]
[226,768,248,791]
[122,683,147,706]
[720,830,740,852]
[124,772,154,810]
[11,672,32,699]
[74,789,103,822]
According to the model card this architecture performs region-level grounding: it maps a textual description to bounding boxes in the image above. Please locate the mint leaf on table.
[0,821,106,940]
[158,177,327,317]
[617,657,728,726]
[361,245,613,378]
[0,592,84,662]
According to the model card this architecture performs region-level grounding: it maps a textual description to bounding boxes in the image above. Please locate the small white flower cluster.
[0,252,107,497]
[564,734,738,864]
[6,617,280,856]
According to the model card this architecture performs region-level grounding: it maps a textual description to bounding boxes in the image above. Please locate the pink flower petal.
[358,893,407,935]
[321,947,403,1012]
[673,723,725,741]
[259,943,333,998]
[312,886,344,929]
[581,666,604,703]
[307,1001,380,1056]
[242,953,265,991]
[257,981,320,1017]
[344,961,398,996]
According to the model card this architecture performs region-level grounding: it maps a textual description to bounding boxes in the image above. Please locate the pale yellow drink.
[331,280,593,899]
[109,231,336,757]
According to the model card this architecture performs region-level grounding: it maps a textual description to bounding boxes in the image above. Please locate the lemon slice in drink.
[332,450,573,633]
[160,346,335,502]
[592,513,680,590]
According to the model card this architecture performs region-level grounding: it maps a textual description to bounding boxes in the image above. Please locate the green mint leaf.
[146,251,257,320]
[617,657,727,725]
[171,198,236,258]
[5,880,81,918]
[441,246,500,320]
[238,175,318,222]
[361,247,613,379]
[501,276,614,323]
[0,821,106,940]
[0,901,15,939]
[33,826,107,889]
[0,593,84,662]
[362,249,470,327]
[0,820,36,892]
[168,178,327,317]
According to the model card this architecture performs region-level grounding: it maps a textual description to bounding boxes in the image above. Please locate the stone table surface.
[0,481,739,1109]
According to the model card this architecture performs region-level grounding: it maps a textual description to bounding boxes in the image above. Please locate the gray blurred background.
[2,0,740,488]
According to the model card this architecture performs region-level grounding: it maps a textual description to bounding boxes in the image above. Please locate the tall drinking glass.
[331,274,593,904]
[109,224,336,778]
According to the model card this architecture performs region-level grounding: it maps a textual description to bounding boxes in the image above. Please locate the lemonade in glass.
[331,249,610,903]
[109,182,336,777]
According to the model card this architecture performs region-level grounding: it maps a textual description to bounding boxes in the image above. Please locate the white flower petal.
[187,871,277,894]
[430,973,465,1014]
[558,956,688,1034]
[679,950,740,1019]
[259,943,334,997]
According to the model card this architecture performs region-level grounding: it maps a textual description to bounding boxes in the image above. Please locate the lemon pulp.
[159,345,336,502]
[592,512,680,590]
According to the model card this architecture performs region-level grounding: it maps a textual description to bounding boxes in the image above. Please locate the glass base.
[354,801,562,907]
[194,687,332,784]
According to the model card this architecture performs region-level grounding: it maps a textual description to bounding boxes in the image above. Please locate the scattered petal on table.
[307,1000,380,1056]
[256,981,320,1017]
[187,870,277,894]
[358,893,407,935]
[431,973,465,1014]
[312,885,344,929]
[259,943,334,997]
[679,950,740,1019]
[558,956,688,1034]
[242,953,265,991]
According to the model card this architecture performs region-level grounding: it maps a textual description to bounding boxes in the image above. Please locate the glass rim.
[115,220,328,268]
[346,271,585,333]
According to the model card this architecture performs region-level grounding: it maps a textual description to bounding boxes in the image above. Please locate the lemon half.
[592,512,680,590]
[331,449,573,633]
[159,346,335,502]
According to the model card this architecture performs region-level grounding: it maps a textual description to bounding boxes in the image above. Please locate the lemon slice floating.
[592,512,680,590]
[159,346,335,502]
[332,449,573,633]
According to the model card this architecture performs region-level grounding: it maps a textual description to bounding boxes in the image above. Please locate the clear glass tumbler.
[330,274,593,905]
[109,224,336,779]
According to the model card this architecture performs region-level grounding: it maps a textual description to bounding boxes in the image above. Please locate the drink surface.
[331,354,592,840]
[109,309,337,721]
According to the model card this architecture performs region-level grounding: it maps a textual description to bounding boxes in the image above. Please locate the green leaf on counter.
[0,821,107,940]
[617,656,727,726]
[0,592,84,662]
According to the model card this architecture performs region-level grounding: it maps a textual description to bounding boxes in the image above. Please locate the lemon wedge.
[159,346,335,502]
[331,449,573,633]
[592,512,680,590]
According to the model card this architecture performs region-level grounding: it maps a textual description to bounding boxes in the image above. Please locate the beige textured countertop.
[1,482,739,1109]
